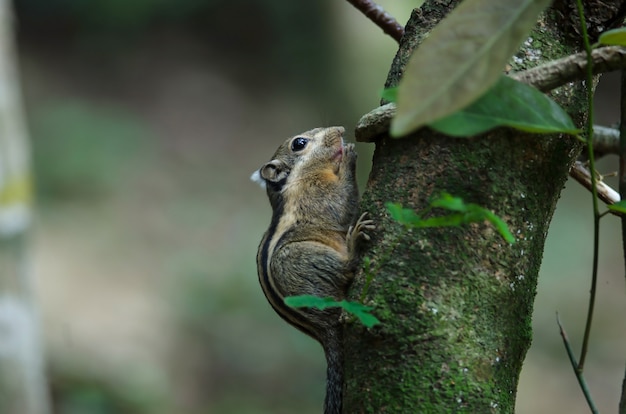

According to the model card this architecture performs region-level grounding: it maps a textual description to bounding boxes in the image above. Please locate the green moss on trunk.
[344,131,579,413]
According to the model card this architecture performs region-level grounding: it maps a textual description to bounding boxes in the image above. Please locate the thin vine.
[557,313,599,414]
[553,1,604,412]
[574,0,600,374]
[618,45,626,414]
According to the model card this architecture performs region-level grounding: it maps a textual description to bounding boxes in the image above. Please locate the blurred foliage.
[15,0,342,108]
[30,100,149,201]
[16,0,340,398]
[51,373,161,414]
[168,258,325,413]
[55,385,138,414]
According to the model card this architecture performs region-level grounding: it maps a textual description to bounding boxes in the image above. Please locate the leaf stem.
[574,0,600,373]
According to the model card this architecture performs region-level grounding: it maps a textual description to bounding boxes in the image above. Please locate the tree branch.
[356,47,626,143]
[569,160,620,205]
[355,109,624,208]
[591,125,620,156]
[511,46,626,92]
[344,0,404,43]
[355,102,395,142]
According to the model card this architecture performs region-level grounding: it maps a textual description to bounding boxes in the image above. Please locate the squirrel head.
[251,127,346,206]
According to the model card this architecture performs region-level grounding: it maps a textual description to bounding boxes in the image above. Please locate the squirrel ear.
[250,159,288,189]
[259,159,289,188]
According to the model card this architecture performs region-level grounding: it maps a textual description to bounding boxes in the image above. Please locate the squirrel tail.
[323,329,343,414]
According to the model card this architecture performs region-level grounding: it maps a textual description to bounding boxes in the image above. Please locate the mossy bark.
[341,1,606,412]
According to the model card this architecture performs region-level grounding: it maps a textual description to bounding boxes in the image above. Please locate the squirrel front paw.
[347,212,375,256]
[342,143,357,167]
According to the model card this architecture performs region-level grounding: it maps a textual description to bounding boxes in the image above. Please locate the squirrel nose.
[326,126,345,142]
[332,126,345,136]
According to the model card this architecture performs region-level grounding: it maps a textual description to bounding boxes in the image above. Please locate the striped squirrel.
[251,126,374,414]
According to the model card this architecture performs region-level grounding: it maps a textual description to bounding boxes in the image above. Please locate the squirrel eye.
[291,137,309,152]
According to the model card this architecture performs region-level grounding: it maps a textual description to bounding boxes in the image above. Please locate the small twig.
[556,313,599,414]
[345,0,405,43]
[512,46,626,92]
[569,161,621,205]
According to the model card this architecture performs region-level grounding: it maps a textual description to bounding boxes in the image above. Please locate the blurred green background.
[12,0,626,413]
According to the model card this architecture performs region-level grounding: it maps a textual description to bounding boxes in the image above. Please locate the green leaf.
[284,295,380,328]
[598,28,626,46]
[391,0,552,137]
[386,202,404,222]
[349,309,380,328]
[339,300,380,328]
[481,209,516,243]
[414,214,466,228]
[607,200,626,214]
[430,193,467,212]
[386,202,422,226]
[386,194,515,243]
[429,76,580,137]
[380,87,398,103]
[284,295,337,309]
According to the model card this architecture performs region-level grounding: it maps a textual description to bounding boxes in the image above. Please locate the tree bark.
[0,1,51,413]
[342,1,603,412]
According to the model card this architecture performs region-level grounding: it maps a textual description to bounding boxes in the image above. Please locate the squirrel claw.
[347,213,375,252]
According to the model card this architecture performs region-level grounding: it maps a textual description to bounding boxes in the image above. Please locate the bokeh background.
[10,0,626,412]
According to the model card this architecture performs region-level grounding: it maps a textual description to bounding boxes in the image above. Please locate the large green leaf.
[391,0,552,137]
[429,76,580,136]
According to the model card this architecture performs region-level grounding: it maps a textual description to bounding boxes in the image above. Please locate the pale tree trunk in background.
[0,0,51,413]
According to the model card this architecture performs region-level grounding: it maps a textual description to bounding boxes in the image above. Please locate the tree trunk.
[342,2,597,412]
[0,2,51,413]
